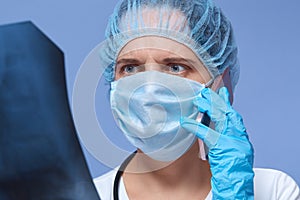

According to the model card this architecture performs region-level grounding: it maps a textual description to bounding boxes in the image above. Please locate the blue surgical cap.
[101,0,239,90]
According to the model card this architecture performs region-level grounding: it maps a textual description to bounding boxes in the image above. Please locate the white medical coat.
[93,168,300,200]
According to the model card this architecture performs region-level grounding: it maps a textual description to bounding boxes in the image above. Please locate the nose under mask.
[110,71,205,161]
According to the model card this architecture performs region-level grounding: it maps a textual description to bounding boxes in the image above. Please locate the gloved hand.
[180,87,254,200]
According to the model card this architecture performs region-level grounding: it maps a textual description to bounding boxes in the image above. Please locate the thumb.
[180,117,220,149]
[180,117,206,141]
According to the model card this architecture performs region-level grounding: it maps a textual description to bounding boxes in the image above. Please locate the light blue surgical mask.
[110,71,206,161]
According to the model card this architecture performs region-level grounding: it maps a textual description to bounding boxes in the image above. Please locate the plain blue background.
[1,0,299,186]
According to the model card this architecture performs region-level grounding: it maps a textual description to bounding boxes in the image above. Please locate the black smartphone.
[200,112,210,160]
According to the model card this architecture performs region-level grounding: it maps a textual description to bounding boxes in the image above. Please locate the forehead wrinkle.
[118,47,175,61]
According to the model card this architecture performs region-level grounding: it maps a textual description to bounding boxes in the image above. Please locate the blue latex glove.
[180,87,254,200]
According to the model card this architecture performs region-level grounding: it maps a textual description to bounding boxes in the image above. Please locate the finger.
[199,88,228,122]
[227,112,247,134]
[218,87,231,106]
[194,97,225,123]
[217,87,247,133]
[180,117,220,149]
[180,117,206,140]
[201,88,228,114]
[202,87,225,106]
[193,97,211,114]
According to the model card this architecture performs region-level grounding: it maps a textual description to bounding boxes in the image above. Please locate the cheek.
[186,73,207,84]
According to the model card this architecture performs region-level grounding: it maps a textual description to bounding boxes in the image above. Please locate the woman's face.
[115,36,212,84]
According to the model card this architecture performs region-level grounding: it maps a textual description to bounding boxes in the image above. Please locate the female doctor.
[93,0,300,199]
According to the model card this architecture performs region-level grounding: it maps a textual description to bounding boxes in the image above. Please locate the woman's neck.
[123,141,212,200]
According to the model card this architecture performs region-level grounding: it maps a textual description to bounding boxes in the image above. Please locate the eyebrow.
[116,57,197,65]
[116,58,140,65]
[162,57,197,65]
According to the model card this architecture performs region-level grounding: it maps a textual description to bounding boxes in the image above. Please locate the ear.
[210,67,233,104]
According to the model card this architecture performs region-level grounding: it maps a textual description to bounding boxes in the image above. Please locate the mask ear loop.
[204,76,215,88]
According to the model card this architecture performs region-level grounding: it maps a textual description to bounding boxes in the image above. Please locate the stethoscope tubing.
[113,151,137,200]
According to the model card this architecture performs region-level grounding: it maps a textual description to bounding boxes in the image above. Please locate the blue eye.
[123,65,138,74]
[169,64,186,73]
